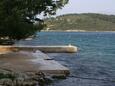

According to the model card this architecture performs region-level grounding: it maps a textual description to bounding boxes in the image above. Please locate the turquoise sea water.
[17,32,115,86]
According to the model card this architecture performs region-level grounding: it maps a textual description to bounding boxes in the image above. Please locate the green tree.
[0,0,68,41]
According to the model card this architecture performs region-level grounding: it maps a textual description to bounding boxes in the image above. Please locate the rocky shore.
[0,69,52,86]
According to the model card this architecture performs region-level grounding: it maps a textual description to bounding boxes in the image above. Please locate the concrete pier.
[0,45,78,76]
[0,45,78,53]
[0,50,69,77]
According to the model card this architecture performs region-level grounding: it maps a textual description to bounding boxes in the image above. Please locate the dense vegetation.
[44,13,115,31]
[0,0,68,41]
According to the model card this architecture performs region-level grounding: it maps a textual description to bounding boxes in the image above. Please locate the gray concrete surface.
[0,50,69,76]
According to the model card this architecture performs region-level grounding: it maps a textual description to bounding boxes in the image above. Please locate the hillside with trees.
[44,13,115,31]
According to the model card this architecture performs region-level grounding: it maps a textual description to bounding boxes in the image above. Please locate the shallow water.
[17,32,115,86]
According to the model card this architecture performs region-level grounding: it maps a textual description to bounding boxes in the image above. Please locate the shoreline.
[0,50,70,85]
[41,30,115,32]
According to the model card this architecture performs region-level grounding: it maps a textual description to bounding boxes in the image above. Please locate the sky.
[56,0,115,15]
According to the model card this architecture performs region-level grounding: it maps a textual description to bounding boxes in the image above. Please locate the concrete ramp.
[0,50,69,76]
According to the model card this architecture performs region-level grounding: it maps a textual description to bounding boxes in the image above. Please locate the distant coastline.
[42,30,115,32]
[44,13,115,32]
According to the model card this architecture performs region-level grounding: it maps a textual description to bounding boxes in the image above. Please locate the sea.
[16,32,115,86]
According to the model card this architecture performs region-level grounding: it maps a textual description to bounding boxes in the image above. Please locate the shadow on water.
[47,52,115,86]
